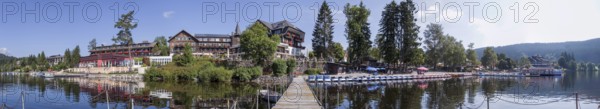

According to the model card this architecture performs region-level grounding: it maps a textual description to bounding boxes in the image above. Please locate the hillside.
[475,38,600,63]
[0,53,16,65]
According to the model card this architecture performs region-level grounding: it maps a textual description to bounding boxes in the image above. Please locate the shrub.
[144,67,161,80]
[199,66,233,82]
[272,59,288,77]
[286,59,297,74]
[304,68,322,75]
[233,67,263,82]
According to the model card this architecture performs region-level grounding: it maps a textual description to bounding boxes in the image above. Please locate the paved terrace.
[272,76,322,109]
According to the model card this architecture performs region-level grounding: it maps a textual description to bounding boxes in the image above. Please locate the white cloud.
[0,48,7,54]
[163,11,175,18]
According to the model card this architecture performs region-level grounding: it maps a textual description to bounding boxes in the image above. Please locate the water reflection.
[0,74,283,109]
[311,71,600,109]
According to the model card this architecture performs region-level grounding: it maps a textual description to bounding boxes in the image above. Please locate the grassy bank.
[144,57,296,82]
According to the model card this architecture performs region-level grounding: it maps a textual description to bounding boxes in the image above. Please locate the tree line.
[310,1,485,72]
[0,46,81,72]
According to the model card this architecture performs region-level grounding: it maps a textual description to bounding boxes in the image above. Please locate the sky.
[1,0,600,57]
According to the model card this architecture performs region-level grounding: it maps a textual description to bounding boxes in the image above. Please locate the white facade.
[148,54,173,66]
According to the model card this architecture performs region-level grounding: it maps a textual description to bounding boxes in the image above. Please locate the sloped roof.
[257,20,273,29]
[256,20,304,33]
[234,23,241,35]
[194,34,231,38]
[168,30,199,42]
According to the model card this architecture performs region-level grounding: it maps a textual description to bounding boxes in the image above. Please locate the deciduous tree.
[153,36,170,56]
[481,47,498,69]
[240,23,279,67]
[330,42,345,62]
[423,23,445,69]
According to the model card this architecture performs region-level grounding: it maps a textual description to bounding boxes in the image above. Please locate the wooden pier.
[272,76,322,109]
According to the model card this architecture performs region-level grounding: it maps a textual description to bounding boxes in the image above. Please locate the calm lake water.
[0,73,286,109]
[2,72,600,109]
[310,72,600,109]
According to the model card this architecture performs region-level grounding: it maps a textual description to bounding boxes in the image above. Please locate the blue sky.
[1,0,600,57]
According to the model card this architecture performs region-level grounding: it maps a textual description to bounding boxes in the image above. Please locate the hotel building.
[168,30,236,57]
[230,20,306,59]
[80,41,156,68]
[46,55,64,66]
[89,41,157,57]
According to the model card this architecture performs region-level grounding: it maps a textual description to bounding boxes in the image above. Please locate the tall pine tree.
[399,0,422,69]
[344,2,371,67]
[38,51,47,71]
[64,49,71,68]
[72,46,81,67]
[377,1,401,65]
[311,1,335,59]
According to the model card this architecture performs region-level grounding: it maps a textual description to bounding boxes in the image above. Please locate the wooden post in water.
[106,82,110,109]
[487,96,490,109]
[256,90,259,109]
[575,92,579,109]
[130,83,134,109]
[267,83,270,109]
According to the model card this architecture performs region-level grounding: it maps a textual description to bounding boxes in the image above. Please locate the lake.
[0,73,286,109]
[2,72,599,109]
[309,71,600,109]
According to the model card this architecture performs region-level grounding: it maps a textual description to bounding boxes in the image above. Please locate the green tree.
[72,45,80,67]
[330,42,345,62]
[344,2,371,67]
[27,55,37,71]
[423,23,445,69]
[272,59,288,77]
[63,49,71,68]
[153,36,170,56]
[481,47,497,70]
[466,43,480,66]
[38,51,48,71]
[369,47,381,61]
[308,51,316,59]
[312,1,335,59]
[174,44,194,66]
[496,53,514,70]
[558,52,576,70]
[410,48,425,66]
[113,11,138,69]
[377,1,401,65]
[240,22,279,67]
[440,35,466,71]
[399,0,421,68]
[286,59,297,74]
[518,55,531,68]
[88,38,97,51]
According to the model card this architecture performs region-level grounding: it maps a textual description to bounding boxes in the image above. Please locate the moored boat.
[259,90,281,103]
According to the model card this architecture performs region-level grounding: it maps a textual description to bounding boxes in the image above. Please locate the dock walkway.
[272,76,322,109]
